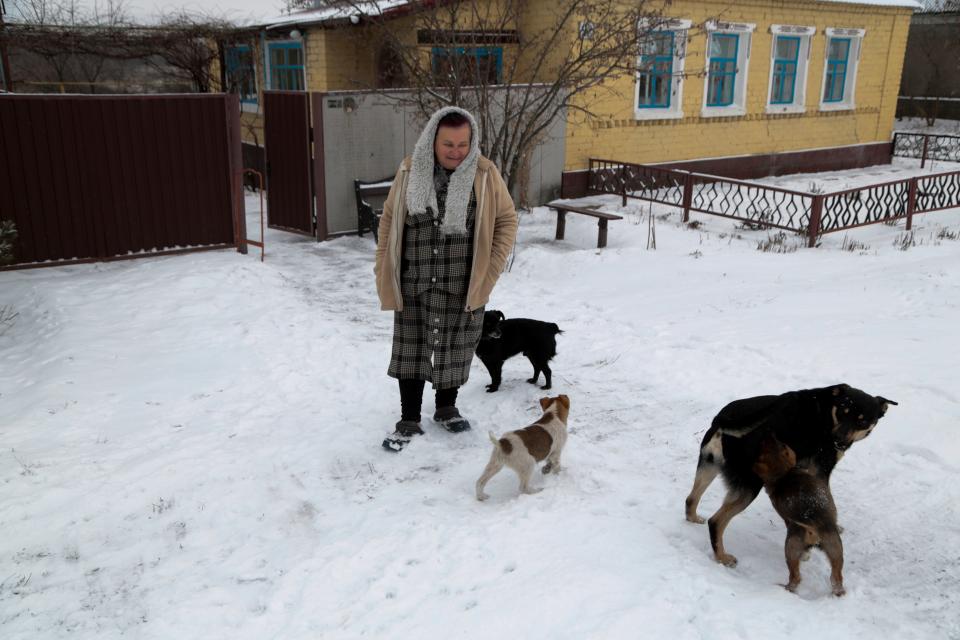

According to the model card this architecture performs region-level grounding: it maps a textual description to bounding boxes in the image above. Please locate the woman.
[375,106,518,452]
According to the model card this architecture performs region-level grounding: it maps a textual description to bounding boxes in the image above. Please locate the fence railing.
[892,132,960,167]
[587,157,960,247]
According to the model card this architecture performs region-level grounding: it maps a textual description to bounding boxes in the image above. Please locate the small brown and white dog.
[475,395,570,501]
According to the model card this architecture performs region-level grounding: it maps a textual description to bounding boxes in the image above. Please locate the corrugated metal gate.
[263,91,314,235]
[0,94,245,268]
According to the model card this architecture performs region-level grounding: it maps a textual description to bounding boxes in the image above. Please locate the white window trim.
[634,18,691,121]
[264,38,308,92]
[765,25,815,115]
[819,28,865,112]
[701,20,756,118]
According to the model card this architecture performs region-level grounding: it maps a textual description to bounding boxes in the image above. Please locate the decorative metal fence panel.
[588,159,686,207]
[893,132,960,165]
[820,179,911,232]
[586,155,960,247]
[915,170,960,214]
[623,163,686,207]
[690,177,812,232]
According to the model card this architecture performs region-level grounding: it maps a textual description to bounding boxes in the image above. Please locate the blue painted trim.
[431,47,504,84]
[824,37,851,103]
[225,44,258,104]
[267,41,305,91]
[706,33,739,107]
[770,35,800,105]
[637,31,674,109]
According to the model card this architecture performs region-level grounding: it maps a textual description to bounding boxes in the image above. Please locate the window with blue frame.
[823,37,850,103]
[225,45,257,104]
[268,42,305,91]
[770,36,799,105]
[706,33,738,107]
[431,47,503,85]
[637,31,674,109]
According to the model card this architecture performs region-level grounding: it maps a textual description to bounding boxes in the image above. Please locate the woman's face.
[434,123,471,170]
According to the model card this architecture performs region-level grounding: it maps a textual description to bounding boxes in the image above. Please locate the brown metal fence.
[588,156,960,247]
[892,131,960,167]
[0,93,246,268]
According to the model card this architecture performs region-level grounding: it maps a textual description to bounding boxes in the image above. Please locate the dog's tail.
[550,323,563,335]
[792,520,821,546]
[488,431,513,455]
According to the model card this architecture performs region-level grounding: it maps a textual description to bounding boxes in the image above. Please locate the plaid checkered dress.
[388,172,483,389]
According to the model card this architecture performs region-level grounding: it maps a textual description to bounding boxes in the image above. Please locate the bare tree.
[4,0,136,91]
[139,11,237,93]
[922,1,960,10]
[4,1,245,93]
[902,7,960,124]
[282,0,315,14]
[330,0,698,197]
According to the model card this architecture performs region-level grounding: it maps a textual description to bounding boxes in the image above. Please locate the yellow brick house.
[221,0,918,196]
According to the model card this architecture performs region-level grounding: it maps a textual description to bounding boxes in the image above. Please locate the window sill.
[634,109,684,121]
[819,102,855,112]
[241,102,260,114]
[700,105,746,118]
[765,104,806,115]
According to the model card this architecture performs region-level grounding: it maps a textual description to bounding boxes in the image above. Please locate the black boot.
[433,406,471,433]
[382,420,425,452]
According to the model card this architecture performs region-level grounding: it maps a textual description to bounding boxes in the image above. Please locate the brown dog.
[753,435,846,597]
[475,395,570,501]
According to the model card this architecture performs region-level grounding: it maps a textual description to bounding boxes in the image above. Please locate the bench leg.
[555,210,566,240]
[598,219,608,248]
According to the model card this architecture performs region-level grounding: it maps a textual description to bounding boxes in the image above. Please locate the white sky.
[7,0,929,28]
[126,0,285,24]
[5,0,289,25]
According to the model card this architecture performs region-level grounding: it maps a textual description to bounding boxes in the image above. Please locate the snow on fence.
[587,157,960,247]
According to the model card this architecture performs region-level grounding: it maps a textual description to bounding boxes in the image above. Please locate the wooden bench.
[546,202,624,249]
[354,177,393,243]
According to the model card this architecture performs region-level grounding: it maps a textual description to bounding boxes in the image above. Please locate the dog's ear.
[539,396,552,411]
[558,394,570,409]
[832,383,851,397]
[877,396,898,416]
[497,311,505,321]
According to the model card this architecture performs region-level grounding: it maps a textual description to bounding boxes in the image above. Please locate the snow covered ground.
[2,159,960,640]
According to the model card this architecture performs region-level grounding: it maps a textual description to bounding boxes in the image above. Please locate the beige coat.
[374,155,518,312]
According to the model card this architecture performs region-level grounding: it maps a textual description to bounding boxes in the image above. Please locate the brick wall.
[541,0,913,172]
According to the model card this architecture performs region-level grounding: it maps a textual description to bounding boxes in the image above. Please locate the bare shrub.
[757,231,800,253]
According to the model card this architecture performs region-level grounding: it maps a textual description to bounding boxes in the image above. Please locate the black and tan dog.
[684,383,896,567]
[753,434,846,597]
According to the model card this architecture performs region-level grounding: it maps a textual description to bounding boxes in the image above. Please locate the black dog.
[683,384,897,567]
[475,310,562,393]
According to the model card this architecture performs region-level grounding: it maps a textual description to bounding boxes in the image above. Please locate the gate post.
[906,177,918,231]
[620,164,628,207]
[225,94,247,255]
[681,172,693,224]
[808,195,823,248]
[921,135,930,169]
